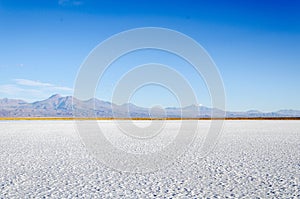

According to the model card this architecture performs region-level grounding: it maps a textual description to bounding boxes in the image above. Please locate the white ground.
[0,121,299,198]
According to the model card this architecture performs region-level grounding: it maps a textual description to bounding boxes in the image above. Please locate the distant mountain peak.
[0,95,299,118]
[49,94,62,99]
[246,110,262,113]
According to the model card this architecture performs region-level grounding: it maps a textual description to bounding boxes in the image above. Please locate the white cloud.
[0,84,36,95]
[14,79,54,87]
[58,0,83,6]
[58,0,68,5]
[0,79,73,102]
[0,84,46,102]
[13,79,73,91]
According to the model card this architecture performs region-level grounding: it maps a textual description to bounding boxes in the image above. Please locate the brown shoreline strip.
[0,117,300,120]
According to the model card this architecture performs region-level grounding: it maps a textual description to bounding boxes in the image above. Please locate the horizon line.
[1,117,300,121]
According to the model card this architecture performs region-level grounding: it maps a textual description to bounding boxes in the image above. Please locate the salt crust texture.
[0,121,299,198]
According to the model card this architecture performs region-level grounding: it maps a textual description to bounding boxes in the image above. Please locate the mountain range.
[0,94,300,118]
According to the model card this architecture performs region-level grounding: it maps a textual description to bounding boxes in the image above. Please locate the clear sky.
[0,0,299,111]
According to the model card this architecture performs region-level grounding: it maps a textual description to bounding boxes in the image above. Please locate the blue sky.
[0,0,299,111]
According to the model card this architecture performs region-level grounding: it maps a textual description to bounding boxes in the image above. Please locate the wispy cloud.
[0,63,25,68]
[58,0,83,6]
[0,79,73,102]
[0,84,39,95]
[13,79,73,91]
[14,79,54,87]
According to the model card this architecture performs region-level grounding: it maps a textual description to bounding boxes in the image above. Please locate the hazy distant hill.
[0,94,299,118]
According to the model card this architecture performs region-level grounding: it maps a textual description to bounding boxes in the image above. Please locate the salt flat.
[0,121,299,198]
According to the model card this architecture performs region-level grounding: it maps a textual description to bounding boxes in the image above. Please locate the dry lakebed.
[0,120,299,198]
